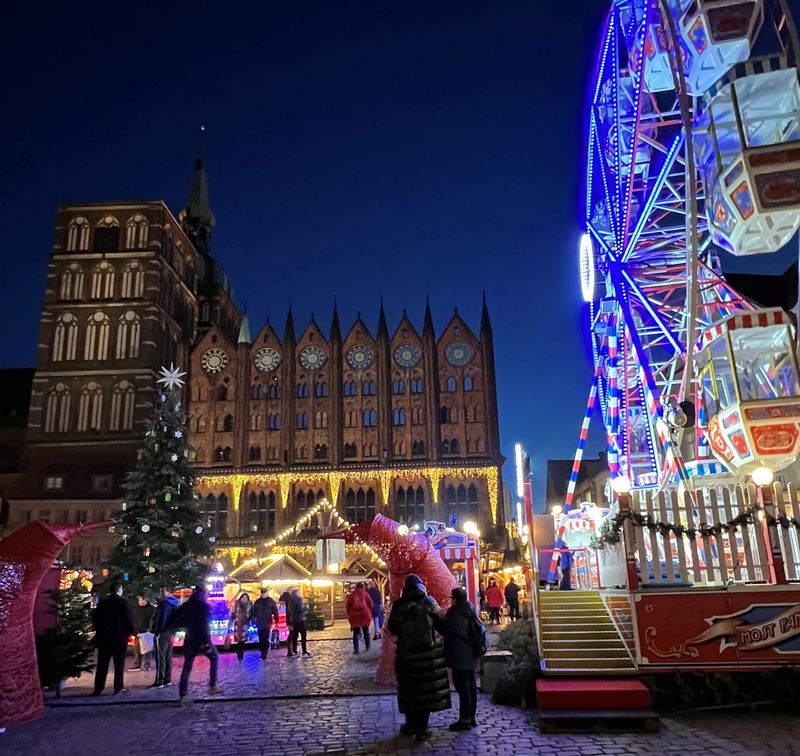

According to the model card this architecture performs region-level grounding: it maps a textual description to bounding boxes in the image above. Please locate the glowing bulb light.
[751,466,774,487]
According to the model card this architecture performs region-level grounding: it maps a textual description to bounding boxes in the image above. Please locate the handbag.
[138,631,154,654]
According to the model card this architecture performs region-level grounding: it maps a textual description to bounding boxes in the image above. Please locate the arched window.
[466,405,476,423]
[314,443,328,459]
[52,313,78,361]
[344,442,357,458]
[223,414,234,432]
[252,383,263,400]
[109,381,135,431]
[250,413,262,431]
[315,410,328,429]
[439,406,450,424]
[93,216,120,253]
[223,447,232,461]
[44,383,71,433]
[297,382,309,398]
[446,377,457,392]
[115,311,141,359]
[315,379,328,397]
[464,375,474,392]
[396,485,426,525]
[410,378,423,394]
[363,443,377,457]
[297,412,309,429]
[268,382,280,399]
[412,406,424,425]
[66,217,90,252]
[84,311,110,361]
[217,384,228,401]
[346,488,376,524]
[392,379,405,394]
[59,263,85,300]
[362,409,377,427]
[249,446,261,461]
[247,491,275,533]
[344,380,357,396]
[77,382,103,432]
[125,214,149,249]
[442,439,450,455]
[362,379,376,396]
[412,440,426,456]
[120,261,145,298]
[202,494,228,536]
[392,408,406,426]
[90,261,116,299]
[268,413,281,430]
[297,489,322,511]
[450,439,460,454]
[164,228,174,263]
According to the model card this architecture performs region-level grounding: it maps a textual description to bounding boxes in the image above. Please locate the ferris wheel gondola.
[565,0,800,513]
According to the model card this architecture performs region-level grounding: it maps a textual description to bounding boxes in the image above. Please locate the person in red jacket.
[485,579,504,624]
[345,582,374,654]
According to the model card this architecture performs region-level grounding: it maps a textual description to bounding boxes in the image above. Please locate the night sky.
[2,1,797,507]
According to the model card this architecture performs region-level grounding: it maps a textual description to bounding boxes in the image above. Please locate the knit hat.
[403,574,425,591]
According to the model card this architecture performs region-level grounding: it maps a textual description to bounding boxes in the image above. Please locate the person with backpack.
[386,574,451,741]
[440,587,487,730]
[346,582,374,654]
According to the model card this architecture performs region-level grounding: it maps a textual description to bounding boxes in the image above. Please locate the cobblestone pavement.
[4,624,800,755]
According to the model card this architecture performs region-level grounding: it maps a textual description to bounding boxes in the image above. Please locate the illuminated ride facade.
[572,0,800,506]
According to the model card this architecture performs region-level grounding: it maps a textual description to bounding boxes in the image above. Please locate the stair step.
[543,639,628,648]
[544,659,635,669]
[542,649,629,659]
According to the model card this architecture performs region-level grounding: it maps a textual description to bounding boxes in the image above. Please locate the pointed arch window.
[120,261,145,298]
[77,382,103,432]
[344,380,357,396]
[345,488,376,524]
[344,442,357,458]
[59,263,85,300]
[52,313,78,361]
[362,379,377,396]
[252,383,263,400]
[44,383,71,433]
[412,406,424,425]
[297,412,309,429]
[93,216,120,253]
[125,214,149,249]
[249,446,261,461]
[446,377,457,392]
[297,381,309,398]
[84,311,110,361]
[315,378,328,397]
[109,381,136,431]
[412,440,426,456]
[90,261,116,300]
[314,410,328,429]
[410,378,423,394]
[66,217,90,252]
[217,384,228,401]
[464,375,474,392]
[248,491,275,533]
[268,413,281,430]
[314,443,328,459]
[392,408,406,426]
[250,413,262,431]
[396,485,426,525]
[439,406,450,425]
[115,311,141,359]
[362,409,377,427]
[268,382,280,400]
[223,414,234,432]
[202,493,228,536]
[392,379,405,395]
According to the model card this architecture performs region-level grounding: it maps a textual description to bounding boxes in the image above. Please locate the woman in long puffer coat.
[231,592,252,662]
[387,574,451,741]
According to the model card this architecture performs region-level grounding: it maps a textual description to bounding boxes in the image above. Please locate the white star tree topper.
[157,364,187,392]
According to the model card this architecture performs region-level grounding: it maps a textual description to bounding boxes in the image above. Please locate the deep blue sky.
[4,1,794,507]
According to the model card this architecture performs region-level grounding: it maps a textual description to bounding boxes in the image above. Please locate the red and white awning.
[695,308,793,352]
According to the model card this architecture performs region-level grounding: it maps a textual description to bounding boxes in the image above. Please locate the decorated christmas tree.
[305,590,326,631]
[105,365,212,599]
[36,578,95,697]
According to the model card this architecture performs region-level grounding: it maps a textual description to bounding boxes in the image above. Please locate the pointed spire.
[423,295,435,338]
[284,305,296,343]
[377,298,389,339]
[480,290,493,336]
[179,126,215,256]
[330,300,342,342]
[238,313,251,344]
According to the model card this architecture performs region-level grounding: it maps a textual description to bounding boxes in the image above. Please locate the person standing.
[149,586,178,688]
[558,540,573,591]
[289,588,310,657]
[91,582,134,696]
[440,588,484,730]
[280,590,295,657]
[170,585,223,703]
[485,579,504,624]
[252,588,279,660]
[387,574,451,742]
[504,578,521,622]
[345,582,374,654]
[231,592,252,662]
[130,596,155,671]
[366,579,384,640]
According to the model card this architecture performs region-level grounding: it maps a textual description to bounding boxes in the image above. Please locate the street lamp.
[751,466,774,487]
[551,504,562,516]
[463,521,479,536]
[611,475,632,495]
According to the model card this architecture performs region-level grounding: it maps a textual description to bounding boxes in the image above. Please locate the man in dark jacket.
[288,588,310,657]
[387,574,451,741]
[130,596,155,671]
[504,578,521,622]
[440,587,482,730]
[366,579,384,640]
[279,590,295,657]
[252,588,279,660]
[92,582,135,696]
[170,585,223,702]
[149,586,178,688]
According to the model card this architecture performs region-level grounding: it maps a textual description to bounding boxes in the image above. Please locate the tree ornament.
[195,526,203,534]
[161,394,167,402]
[141,524,150,533]
[209,536,216,543]
[122,502,127,511]
[165,492,172,502]
[175,402,181,411]
[174,430,183,439]
[156,364,187,391]
[143,546,151,557]
[148,565,155,573]
[148,497,156,505]
[171,454,178,462]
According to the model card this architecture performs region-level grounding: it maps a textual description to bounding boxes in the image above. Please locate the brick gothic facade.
[0,157,504,570]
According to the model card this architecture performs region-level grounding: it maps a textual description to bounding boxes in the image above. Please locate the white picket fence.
[625,483,800,588]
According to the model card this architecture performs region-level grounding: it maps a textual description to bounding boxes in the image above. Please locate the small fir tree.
[305,590,326,630]
[36,579,95,697]
[105,366,212,599]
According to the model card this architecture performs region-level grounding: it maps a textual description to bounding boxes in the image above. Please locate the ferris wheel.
[570,0,800,506]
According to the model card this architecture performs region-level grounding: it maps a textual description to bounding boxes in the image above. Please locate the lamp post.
[751,466,786,585]
[611,475,638,589]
